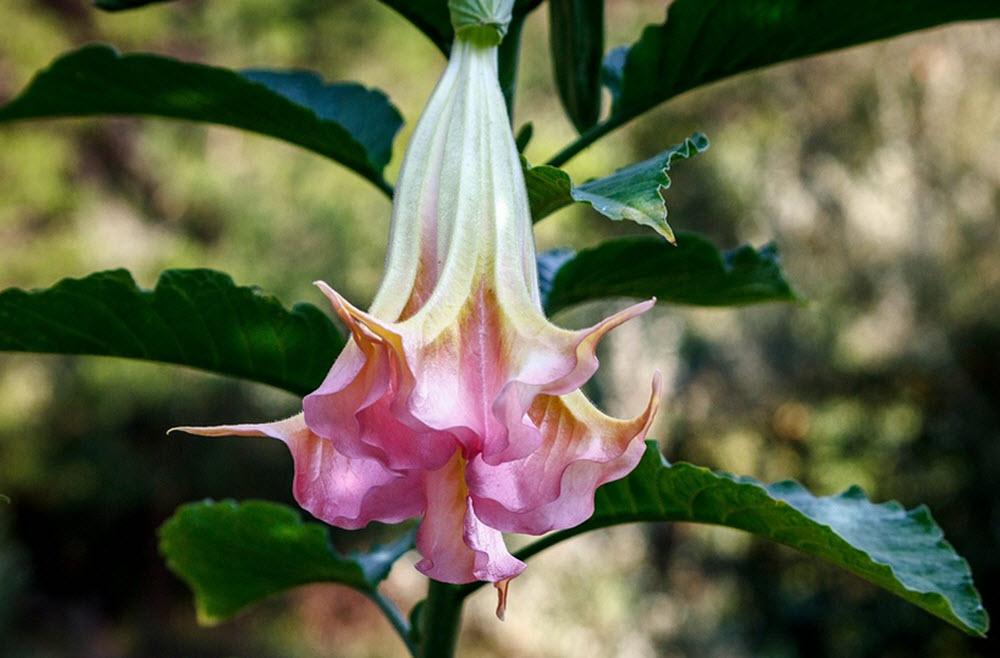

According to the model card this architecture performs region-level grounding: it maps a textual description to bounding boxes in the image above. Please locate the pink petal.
[468,372,662,535]
[171,414,424,529]
[483,298,656,465]
[304,282,459,471]
[414,450,526,584]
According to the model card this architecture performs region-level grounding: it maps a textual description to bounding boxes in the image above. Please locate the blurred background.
[1,1,999,656]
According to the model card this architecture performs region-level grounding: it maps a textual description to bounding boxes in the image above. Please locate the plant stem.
[418,579,465,657]
[498,14,525,120]
[545,116,621,168]
[366,588,418,657]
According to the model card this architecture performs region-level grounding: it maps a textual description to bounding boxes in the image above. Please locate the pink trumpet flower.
[173,37,661,595]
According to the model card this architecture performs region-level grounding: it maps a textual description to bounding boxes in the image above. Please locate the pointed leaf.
[519,443,989,637]
[0,269,343,396]
[539,232,799,314]
[549,0,604,132]
[515,122,533,153]
[159,500,413,623]
[610,0,1000,125]
[240,69,401,177]
[526,133,708,237]
[377,0,454,54]
[0,45,402,194]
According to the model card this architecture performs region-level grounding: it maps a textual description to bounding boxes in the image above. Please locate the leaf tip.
[194,605,224,628]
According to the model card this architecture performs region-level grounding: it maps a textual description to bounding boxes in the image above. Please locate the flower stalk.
[418,580,464,657]
[449,0,514,46]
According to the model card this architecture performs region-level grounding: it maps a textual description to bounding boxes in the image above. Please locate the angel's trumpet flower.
[174,3,661,597]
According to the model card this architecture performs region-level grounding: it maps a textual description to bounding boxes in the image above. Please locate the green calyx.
[449,0,514,47]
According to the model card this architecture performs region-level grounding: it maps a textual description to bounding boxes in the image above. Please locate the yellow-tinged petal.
[173,27,662,591]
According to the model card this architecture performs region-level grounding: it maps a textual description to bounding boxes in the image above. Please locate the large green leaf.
[512,443,989,637]
[0,45,402,194]
[539,232,799,314]
[0,234,789,399]
[159,500,413,623]
[548,0,604,132]
[0,269,343,396]
[526,133,708,238]
[610,0,1000,125]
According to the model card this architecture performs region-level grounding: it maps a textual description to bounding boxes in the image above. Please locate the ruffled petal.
[304,282,459,472]
[415,450,525,584]
[171,414,424,529]
[468,372,662,535]
[483,298,657,464]
[176,36,664,590]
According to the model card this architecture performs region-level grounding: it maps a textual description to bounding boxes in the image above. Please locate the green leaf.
[515,122,533,153]
[378,0,454,54]
[159,500,413,623]
[548,0,604,132]
[0,45,402,194]
[610,0,1000,124]
[0,269,343,396]
[526,133,708,238]
[539,232,799,314]
[520,443,989,637]
[94,0,175,10]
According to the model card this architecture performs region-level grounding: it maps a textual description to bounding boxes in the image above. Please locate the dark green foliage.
[0,269,343,396]
[539,233,799,315]
[2,1,997,652]
[514,443,989,637]
[611,0,1000,123]
[377,0,454,54]
[0,45,402,194]
[549,0,604,132]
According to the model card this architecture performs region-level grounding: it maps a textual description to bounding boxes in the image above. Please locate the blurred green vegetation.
[0,1,998,656]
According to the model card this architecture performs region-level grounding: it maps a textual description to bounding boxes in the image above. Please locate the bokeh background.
[1,1,999,656]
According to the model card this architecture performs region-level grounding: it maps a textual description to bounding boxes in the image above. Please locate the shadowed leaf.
[549,0,604,132]
[609,0,1000,125]
[160,500,413,623]
[0,45,402,194]
[539,232,799,314]
[0,269,343,396]
[517,443,989,637]
[377,0,454,54]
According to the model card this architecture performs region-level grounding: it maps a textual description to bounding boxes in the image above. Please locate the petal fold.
[414,450,526,583]
[171,415,424,528]
[468,372,662,535]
